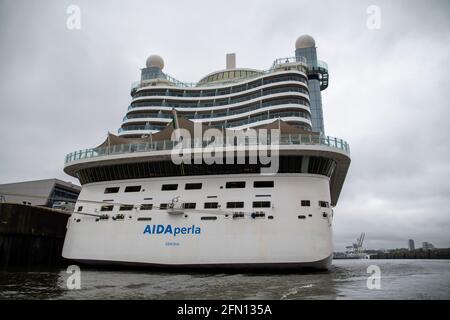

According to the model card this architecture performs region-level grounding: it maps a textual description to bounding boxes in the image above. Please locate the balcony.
[130,56,309,93]
[65,134,350,165]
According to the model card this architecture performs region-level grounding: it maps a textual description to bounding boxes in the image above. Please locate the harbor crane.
[346,232,366,255]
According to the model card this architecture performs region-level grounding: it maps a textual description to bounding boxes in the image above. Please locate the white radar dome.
[295,35,316,49]
[146,54,164,69]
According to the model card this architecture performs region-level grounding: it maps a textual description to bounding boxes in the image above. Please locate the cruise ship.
[62,35,351,270]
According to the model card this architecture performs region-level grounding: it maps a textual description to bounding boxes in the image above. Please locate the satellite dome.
[295,35,316,49]
[146,54,164,69]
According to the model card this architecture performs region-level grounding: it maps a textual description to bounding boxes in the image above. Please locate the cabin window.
[77,206,83,212]
[252,201,271,208]
[301,200,310,207]
[140,204,153,210]
[185,183,202,190]
[100,205,114,212]
[319,201,330,208]
[182,203,196,209]
[159,203,168,209]
[204,202,219,209]
[119,205,134,211]
[124,185,141,193]
[161,184,178,191]
[226,202,244,209]
[268,215,274,220]
[251,212,265,218]
[225,181,246,189]
[253,181,274,188]
[104,187,119,194]
[201,216,217,220]
[298,215,306,219]
[137,217,152,221]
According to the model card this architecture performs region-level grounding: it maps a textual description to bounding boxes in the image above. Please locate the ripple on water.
[0,260,449,299]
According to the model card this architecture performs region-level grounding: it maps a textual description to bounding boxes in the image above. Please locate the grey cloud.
[0,0,449,250]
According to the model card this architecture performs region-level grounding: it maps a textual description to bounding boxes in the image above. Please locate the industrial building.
[0,179,80,209]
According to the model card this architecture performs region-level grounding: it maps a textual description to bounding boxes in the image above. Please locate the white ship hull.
[62,174,334,270]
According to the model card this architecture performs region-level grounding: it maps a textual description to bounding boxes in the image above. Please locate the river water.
[0,259,448,299]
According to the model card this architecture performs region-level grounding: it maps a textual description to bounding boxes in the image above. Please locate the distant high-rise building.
[422,242,435,250]
[408,239,415,251]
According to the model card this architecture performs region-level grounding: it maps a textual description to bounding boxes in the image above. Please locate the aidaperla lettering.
[143,224,201,236]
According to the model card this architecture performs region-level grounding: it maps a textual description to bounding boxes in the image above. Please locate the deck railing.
[131,56,312,91]
[65,134,349,164]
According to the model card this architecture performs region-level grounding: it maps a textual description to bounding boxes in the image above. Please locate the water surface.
[0,259,448,299]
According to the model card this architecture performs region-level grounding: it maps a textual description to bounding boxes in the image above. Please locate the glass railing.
[131,75,308,99]
[123,113,163,121]
[123,100,310,123]
[316,60,328,70]
[65,133,350,164]
[118,124,166,132]
[131,56,309,91]
[224,111,310,128]
[270,56,308,70]
[128,89,310,111]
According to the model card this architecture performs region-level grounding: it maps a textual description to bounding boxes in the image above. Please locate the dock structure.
[0,203,70,268]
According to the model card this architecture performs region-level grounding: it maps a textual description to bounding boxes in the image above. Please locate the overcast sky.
[0,0,449,251]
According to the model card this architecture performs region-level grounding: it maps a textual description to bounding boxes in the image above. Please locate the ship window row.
[133,85,308,106]
[104,182,203,194]
[122,109,312,133]
[90,213,286,222]
[207,122,311,132]
[133,73,308,99]
[130,88,309,110]
[78,156,337,185]
[93,201,272,212]
[218,110,310,129]
[225,181,271,188]
[300,200,330,207]
[118,124,166,133]
[79,199,327,213]
[102,181,273,194]
[126,99,310,122]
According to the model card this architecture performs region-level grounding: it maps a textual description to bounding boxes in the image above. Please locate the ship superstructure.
[62,35,350,270]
